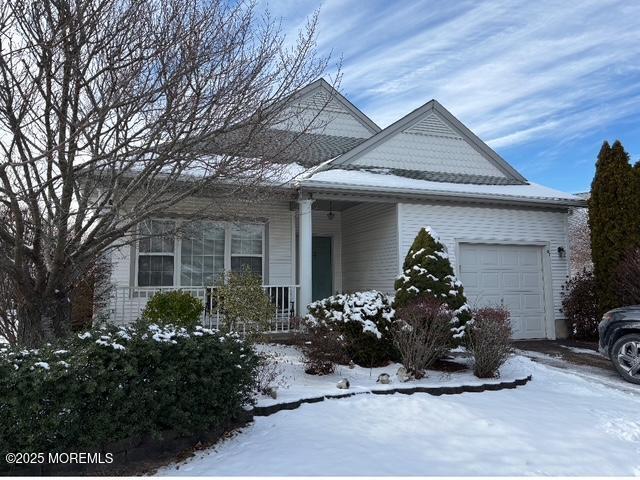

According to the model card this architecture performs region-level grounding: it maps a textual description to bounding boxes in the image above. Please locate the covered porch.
[105,194,399,332]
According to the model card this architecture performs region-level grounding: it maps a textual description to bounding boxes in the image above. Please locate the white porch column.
[298,198,314,314]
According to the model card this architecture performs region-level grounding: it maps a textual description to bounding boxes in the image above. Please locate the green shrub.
[394,226,470,336]
[0,323,258,457]
[141,290,204,328]
[216,268,275,337]
[306,291,396,367]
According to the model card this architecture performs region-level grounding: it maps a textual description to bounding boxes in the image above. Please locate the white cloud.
[280,0,640,153]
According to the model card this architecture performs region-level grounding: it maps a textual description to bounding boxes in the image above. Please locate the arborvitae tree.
[394,227,471,333]
[588,140,640,314]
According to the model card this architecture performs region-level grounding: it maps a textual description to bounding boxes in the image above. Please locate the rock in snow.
[397,367,413,382]
[336,378,350,390]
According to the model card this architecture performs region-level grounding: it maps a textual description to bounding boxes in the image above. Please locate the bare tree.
[0,0,332,346]
[568,206,592,275]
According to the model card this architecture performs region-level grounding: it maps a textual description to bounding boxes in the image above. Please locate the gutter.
[297,180,588,209]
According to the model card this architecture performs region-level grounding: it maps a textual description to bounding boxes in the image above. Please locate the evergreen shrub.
[306,291,396,367]
[0,324,258,458]
[141,290,203,328]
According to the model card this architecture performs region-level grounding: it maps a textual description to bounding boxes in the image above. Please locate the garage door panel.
[523,294,543,310]
[502,272,519,287]
[460,248,478,266]
[469,293,502,307]
[501,250,519,266]
[481,272,499,288]
[460,243,546,339]
[522,314,544,333]
[522,272,542,288]
[519,249,540,266]
[502,294,521,312]
[480,249,499,265]
[460,271,478,288]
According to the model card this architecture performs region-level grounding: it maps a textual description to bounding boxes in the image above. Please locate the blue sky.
[266,0,640,193]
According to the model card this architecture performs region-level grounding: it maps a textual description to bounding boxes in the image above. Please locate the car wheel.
[611,333,640,385]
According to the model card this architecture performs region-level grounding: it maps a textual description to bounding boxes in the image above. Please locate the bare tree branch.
[0,0,335,345]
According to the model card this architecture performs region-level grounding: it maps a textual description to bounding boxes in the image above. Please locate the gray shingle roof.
[264,129,367,167]
[339,165,524,185]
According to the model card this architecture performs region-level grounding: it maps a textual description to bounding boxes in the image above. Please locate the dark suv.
[599,305,640,384]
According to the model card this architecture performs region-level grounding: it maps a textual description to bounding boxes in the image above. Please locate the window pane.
[162,237,175,253]
[139,237,151,253]
[231,224,263,255]
[138,255,174,287]
[140,219,175,254]
[231,256,262,276]
[180,222,224,286]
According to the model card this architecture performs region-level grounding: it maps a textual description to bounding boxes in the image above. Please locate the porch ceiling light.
[327,201,335,221]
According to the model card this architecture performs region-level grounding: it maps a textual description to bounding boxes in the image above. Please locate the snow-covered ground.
[158,347,640,476]
[252,344,528,408]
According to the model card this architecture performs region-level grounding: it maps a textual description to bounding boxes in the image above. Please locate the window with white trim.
[230,224,263,277]
[136,220,264,287]
[137,219,176,287]
[180,221,225,286]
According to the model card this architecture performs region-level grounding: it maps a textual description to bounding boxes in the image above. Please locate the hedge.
[0,323,258,457]
[306,291,396,367]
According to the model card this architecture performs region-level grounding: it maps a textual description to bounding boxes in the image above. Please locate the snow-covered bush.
[392,297,456,378]
[394,226,470,337]
[466,306,512,378]
[561,269,599,340]
[306,291,396,367]
[0,323,258,457]
[141,289,204,328]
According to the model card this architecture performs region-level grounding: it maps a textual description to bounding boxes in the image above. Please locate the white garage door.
[458,243,547,339]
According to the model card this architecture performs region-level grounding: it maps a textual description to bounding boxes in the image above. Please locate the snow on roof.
[299,168,584,206]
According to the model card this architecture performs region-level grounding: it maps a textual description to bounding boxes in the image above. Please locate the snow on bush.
[0,323,258,456]
[306,291,396,368]
[394,226,471,337]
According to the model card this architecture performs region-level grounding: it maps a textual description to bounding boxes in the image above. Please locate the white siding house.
[107,78,585,339]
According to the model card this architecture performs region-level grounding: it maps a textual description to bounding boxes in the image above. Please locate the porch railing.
[108,284,300,333]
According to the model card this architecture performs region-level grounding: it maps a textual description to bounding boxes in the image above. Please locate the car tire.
[611,333,640,385]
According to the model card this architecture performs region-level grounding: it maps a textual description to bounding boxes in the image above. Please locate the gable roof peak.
[321,98,527,184]
[289,78,381,135]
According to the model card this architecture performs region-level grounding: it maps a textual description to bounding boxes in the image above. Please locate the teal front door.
[312,236,332,301]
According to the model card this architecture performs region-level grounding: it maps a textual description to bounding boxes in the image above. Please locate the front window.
[231,224,263,277]
[180,221,225,286]
[137,219,175,287]
[136,220,264,287]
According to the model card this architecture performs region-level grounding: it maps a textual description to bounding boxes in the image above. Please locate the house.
[107,79,586,340]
